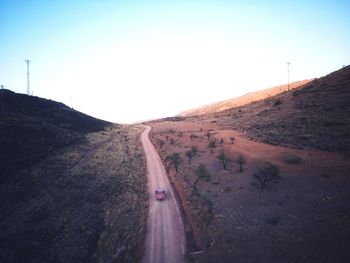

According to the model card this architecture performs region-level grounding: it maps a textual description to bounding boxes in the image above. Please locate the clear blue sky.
[1,0,349,123]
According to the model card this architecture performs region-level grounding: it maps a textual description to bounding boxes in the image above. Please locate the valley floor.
[148,119,350,263]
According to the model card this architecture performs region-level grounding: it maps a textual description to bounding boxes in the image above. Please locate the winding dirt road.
[141,125,185,263]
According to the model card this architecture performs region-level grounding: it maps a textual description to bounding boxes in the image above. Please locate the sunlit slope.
[179,80,311,117]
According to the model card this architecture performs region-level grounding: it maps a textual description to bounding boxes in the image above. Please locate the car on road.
[155,188,166,201]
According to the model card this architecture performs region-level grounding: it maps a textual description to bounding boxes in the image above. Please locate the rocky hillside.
[0,90,110,181]
[204,65,350,151]
[179,80,311,117]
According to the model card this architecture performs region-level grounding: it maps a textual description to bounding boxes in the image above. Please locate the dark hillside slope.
[0,90,110,181]
[209,65,350,151]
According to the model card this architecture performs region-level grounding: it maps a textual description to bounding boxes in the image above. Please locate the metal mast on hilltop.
[25,59,31,95]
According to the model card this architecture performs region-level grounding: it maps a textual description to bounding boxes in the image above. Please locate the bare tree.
[253,162,280,192]
[166,153,181,172]
[208,139,216,153]
[185,146,198,165]
[236,154,246,172]
[230,137,235,144]
[206,131,212,141]
[157,139,165,149]
[217,151,230,170]
[190,133,196,141]
[194,163,211,191]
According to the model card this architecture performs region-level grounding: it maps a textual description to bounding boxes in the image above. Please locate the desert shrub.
[282,153,302,164]
[157,139,165,149]
[189,133,198,141]
[206,131,212,141]
[193,164,211,191]
[274,99,282,106]
[185,146,198,164]
[236,154,246,172]
[223,186,232,192]
[265,216,280,225]
[217,151,230,170]
[253,162,280,192]
[208,139,216,153]
[166,153,181,172]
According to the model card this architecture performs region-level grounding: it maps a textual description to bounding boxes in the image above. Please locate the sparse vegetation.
[193,163,211,191]
[206,131,212,141]
[253,162,280,192]
[190,133,197,141]
[157,139,165,149]
[185,146,198,165]
[208,139,216,153]
[217,151,230,170]
[282,153,302,164]
[236,154,246,172]
[166,152,181,172]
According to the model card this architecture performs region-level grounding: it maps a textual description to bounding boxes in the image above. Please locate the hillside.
[145,65,350,262]
[179,80,311,117]
[208,65,350,152]
[0,91,147,263]
[0,89,109,181]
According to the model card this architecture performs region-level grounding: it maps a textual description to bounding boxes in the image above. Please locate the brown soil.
[147,118,350,263]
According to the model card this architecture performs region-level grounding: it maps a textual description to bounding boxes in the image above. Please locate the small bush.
[265,216,280,225]
[282,154,302,164]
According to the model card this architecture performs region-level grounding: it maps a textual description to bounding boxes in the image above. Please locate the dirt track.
[141,125,185,263]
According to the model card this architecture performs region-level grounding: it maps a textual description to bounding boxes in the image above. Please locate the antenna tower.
[25,59,31,95]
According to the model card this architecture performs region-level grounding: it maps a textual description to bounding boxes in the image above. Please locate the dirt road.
[141,125,185,263]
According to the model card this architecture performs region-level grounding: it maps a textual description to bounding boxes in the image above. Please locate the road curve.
[141,125,185,263]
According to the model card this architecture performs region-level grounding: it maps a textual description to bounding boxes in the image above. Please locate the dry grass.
[0,124,148,263]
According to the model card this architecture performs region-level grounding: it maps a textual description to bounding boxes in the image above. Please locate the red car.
[155,188,166,201]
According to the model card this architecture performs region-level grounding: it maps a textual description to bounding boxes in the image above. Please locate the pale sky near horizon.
[1,0,349,123]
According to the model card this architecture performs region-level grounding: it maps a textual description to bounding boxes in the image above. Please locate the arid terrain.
[146,66,350,262]
[179,80,311,117]
[0,90,148,263]
[1,65,349,263]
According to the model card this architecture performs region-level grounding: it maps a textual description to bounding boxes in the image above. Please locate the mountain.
[0,90,110,181]
[179,79,311,117]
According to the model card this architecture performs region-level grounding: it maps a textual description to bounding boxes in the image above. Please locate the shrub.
[166,153,181,172]
[282,154,302,164]
[217,151,230,170]
[253,162,280,192]
[193,164,211,191]
[185,146,198,164]
[236,154,246,172]
[208,139,216,153]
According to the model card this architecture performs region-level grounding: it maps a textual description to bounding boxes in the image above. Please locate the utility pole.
[287,62,290,91]
[25,59,30,95]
